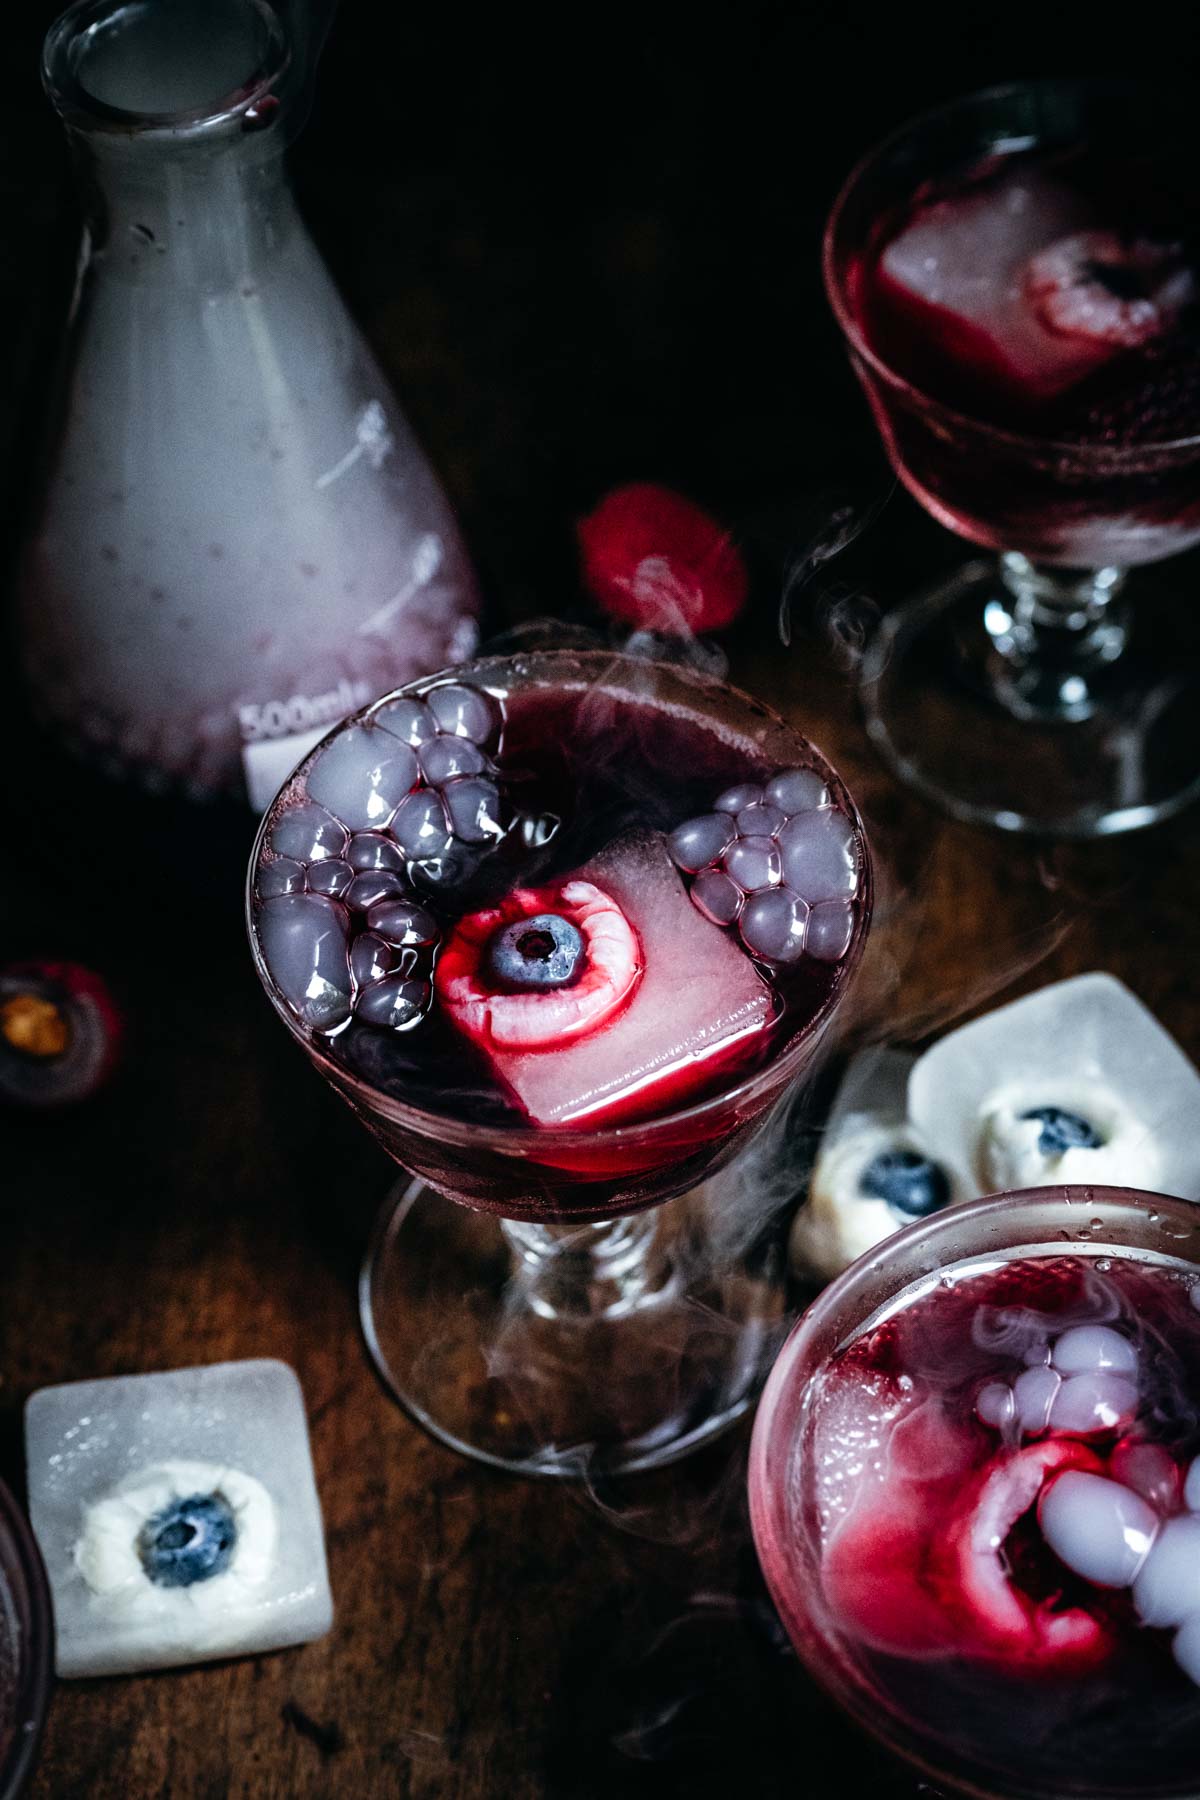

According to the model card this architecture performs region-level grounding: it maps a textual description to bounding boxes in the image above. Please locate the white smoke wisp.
[842,824,1074,1049]
[566,1434,756,1550]
[621,628,729,680]
[778,487,895,651]
[695,1072,832,1271]
[690,804,1073,1279]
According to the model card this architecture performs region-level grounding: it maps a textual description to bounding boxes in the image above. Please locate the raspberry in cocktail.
[825,82,1200,838]
[248,650,870,1475]
[751,1187,1200,1799]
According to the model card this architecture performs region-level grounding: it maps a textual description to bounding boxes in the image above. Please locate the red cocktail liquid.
[840,138,1200,565]
[757,1245,1200,1796]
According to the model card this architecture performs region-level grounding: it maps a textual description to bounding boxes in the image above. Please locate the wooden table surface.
[3,6,1200,1796]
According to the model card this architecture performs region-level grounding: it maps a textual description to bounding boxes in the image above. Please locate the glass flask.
[23,0,480,805]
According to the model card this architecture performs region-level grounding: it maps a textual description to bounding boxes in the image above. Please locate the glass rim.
[822,77,1200,464]
[0,1475,53,1800]
[43,0,290,136]
[749,1182,1200,1800]
[755,1183,1200,1429]
[245,647,873,1156]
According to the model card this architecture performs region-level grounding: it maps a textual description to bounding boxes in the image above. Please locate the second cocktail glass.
[247,650,871,1476]
[825,80,1200,838]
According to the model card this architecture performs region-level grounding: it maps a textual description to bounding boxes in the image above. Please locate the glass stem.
[500,1214,677,1322]
[985,552,1129,722]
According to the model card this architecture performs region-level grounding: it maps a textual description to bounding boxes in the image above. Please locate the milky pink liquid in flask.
[23,0,479,805]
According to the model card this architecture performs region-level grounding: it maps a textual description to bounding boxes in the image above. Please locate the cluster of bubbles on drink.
[665,769,861,964]
[256,676,864,1051]
[255,682,502,1037]
[974,1303,1200,1685]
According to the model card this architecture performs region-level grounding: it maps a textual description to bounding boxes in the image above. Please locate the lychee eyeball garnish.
[435,881,642,1051]
[577,482,749,636]
[668,765,860,966]
[0,961,123,1107]
[139,1492,238,1589]
[940,1439,1115,1671]
[1025,232,1196,348]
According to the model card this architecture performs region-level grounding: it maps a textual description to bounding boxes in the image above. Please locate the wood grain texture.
[2,5,1200,1794]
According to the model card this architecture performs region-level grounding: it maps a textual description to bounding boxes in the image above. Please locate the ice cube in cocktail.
[752,1191,1200,1798]
[26,1360,332,1676]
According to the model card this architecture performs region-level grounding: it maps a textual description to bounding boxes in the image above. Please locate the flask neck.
[45,0,299,287]
[45,0,293,126]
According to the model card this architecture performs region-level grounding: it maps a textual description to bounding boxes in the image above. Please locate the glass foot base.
[860,560,1200,838]
[359,1178,788,1479]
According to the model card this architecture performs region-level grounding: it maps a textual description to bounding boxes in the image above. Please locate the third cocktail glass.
[751,1185,1200,1799]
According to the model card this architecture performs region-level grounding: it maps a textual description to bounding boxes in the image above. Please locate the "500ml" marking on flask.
[238,677,371,743]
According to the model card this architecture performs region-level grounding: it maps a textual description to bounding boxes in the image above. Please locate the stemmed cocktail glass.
[825,80,1200,837]
[247,649,871,1477]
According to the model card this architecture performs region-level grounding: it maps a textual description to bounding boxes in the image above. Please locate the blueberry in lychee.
[487,914,584,992]
[437,880,641,1051]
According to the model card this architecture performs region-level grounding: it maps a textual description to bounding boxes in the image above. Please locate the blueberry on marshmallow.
[137,1492,237,1589]
[860,1148,951,1219]
[1020,1106,1103,1156]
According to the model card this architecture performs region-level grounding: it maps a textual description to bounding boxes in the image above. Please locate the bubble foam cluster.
[973,1310,1200,1688]
[256,681,501,1036]
[1039,1433,1200,1687]
[974,1324,1140,1440]
[667,767,861,966]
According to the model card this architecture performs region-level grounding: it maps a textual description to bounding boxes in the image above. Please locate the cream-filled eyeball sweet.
[790,1117,963,1282]
[978,1080,1161,1194]
[74,1459,277,1627]
[910,974,1200,1205]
